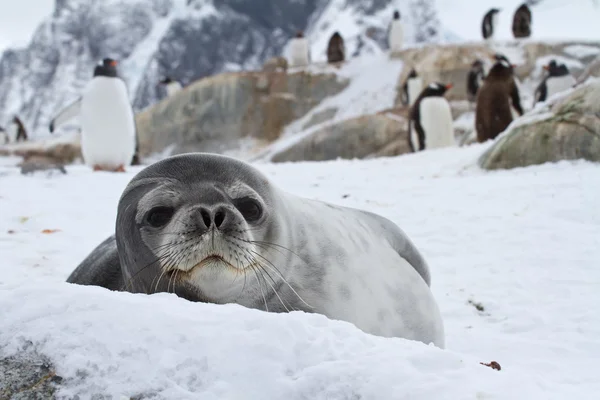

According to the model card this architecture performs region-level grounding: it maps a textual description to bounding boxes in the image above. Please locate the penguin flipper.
[510,81,524,116]
[49,98,82,133]
[410,104,426,151]
[533,79,547,106]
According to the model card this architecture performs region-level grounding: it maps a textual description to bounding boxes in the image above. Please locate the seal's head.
[115,153,282,304]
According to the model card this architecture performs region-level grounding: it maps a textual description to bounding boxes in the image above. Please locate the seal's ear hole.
[145,206,175,228]
[233,197,262,222]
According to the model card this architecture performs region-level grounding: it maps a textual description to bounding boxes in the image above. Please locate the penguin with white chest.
[482,8,501,40]
[409,82,455,152]
[287,31,310,68]
[401,68,423,108]
[159,76,182,98]
[49,58,137,172]
[388,10,404,53]
[533,60,576,105]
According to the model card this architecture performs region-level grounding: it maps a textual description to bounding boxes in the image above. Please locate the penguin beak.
[543,65,549,71]
[109,60,118,67]
[445,83,453,90]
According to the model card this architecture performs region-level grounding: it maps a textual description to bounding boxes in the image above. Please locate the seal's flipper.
[49,98,82,133]
[66,235,124,291]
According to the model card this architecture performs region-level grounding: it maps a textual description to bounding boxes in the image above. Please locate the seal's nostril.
[214,210,225,228]
[200,209,211,227]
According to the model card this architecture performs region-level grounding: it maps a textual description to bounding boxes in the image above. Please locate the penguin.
[326,32,345,64]
[409,82,455,152]
[401,68,424,107]
[533,60,576,105]
[0,126,7,145]
[388,10,404,53]
[512,3,532,39]
[49,58,137,172]
[4,116,28,143]
[492,53,524,118]
[159,76,182,97]
[475,59,520,143]
[287,31,310,67]
[482,8,501,40]
[466,59,485,103]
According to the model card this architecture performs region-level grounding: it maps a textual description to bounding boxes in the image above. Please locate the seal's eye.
[234,197,262,222]
[145,206,174,228]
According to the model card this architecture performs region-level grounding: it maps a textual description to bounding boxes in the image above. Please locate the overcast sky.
[0,1,54,51]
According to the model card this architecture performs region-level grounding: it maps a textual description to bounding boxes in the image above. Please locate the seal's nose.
[197,206,229,230]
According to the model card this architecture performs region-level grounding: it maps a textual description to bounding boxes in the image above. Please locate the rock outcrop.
[478,79,600,170]
[134,70,349,156]
[268,110,409,163]
[0,353,61,399]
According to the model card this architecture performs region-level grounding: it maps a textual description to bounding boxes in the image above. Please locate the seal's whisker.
[247,256,291,312]
[248,265,269,312]
[249,248,313,310]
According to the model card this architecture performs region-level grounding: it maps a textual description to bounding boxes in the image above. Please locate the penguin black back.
[393,10,400,20]
[475,60,518,143]
[327,32,345,64]
[482,8,500,39]
[467,59,485,102]
[401,68,419,106]
[409,82,452,151]
[93,58,118,78]
[512,4,532,38]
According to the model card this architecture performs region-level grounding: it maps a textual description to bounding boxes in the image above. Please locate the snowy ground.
[1,144,599,398]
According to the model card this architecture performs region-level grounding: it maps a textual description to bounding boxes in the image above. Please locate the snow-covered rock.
[479,79,600,170]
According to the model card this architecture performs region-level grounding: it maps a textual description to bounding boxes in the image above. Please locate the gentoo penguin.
[533,60,576,105]
[159,76,182,97]
[475,59,520,143]
[327,32,345,64]
[409,82,455,151]
[287,31,311,67]
[482,8,501,40]
[512,3,532,39]
[492,53,524,117]
[466,59,485,103]
[401,68,424,107]
[49,58,137,172]
[5,116,28,143]
[388,10,404,53]
[0,126,6,144]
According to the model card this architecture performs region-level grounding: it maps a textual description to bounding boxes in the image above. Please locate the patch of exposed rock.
[0,353,61,399]
[478,79,600,170]
[268,109,409,163]
[134,70,349,157]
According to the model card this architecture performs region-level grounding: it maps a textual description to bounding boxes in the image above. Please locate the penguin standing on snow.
[49,58,137,172]
[409,82,455,152]
[482,8,501,40]
[287,31,311,67]
[0,126,7,144]
[512,3,532,39]
[401,68,424,108]
[327,32,345,64]
[159,76,182,97]
[466,59,485,103]
[475,59,520,143]
[4,116,28,143]
[533,60,576,105]
[388,10,404,53]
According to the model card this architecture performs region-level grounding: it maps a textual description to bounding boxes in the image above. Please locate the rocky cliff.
[0,0,451,140]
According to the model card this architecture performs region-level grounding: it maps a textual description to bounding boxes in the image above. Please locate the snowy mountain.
[0,0,449,139]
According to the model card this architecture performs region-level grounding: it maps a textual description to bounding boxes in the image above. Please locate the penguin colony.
[6,2,590,165]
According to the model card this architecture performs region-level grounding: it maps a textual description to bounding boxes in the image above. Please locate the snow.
[436,0,600,42]
[1,143,600,398]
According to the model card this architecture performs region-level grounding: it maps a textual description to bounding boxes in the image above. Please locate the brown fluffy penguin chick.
[327,32,345,63]
[475,59,520,143]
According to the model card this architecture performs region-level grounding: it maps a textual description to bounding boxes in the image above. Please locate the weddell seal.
[67,153,445,347]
